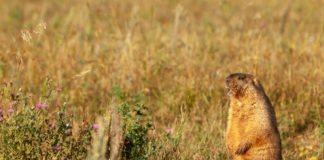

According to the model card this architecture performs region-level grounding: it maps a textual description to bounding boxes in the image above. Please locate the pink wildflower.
[50,124,55,129]
[36,103,42,109]
[93,124,99,130]
[9,102,14,106]
[53,146,59,151]
[7,109,13,114]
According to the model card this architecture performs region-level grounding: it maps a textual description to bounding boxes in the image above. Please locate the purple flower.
[93,124,99,130]
[0,109,2,114]
[42,104,49,108]
[166,129,172,134]
[53,146,60,151]
[36,103,42,109]
[9,102,14,106]
[57,87,62,92]
[10,94,15,100]
[7,109,14,114]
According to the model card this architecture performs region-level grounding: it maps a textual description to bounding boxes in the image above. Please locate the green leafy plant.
[113,86,159,159]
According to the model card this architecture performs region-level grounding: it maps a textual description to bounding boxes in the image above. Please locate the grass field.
[0,0,323,159]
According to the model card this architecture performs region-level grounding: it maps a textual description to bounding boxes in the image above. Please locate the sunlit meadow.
[0,0,323,159]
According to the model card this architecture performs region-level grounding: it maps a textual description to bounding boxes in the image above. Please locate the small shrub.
[111,86,183,159]
[0,78,92,159]
[113,86,159,159]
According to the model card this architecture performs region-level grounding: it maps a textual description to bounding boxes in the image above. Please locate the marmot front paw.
[235,143,252,155]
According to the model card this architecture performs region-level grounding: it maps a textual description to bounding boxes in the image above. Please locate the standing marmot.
[225,73,282,160]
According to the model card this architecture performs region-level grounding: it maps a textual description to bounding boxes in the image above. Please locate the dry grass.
[0,0,323,159]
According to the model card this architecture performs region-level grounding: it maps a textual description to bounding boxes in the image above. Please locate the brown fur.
[225,73,282,160]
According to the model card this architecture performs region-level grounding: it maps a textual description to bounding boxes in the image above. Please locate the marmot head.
[225,73,264,100]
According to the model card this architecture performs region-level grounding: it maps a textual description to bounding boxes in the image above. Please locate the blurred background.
[0,0,323,159]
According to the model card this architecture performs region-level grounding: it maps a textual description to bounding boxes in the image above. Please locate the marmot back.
[225,73,282,160]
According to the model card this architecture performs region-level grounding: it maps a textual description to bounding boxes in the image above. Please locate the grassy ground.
[0,0,323,159]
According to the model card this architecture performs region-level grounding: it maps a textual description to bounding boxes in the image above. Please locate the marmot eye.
[238,76,245,80]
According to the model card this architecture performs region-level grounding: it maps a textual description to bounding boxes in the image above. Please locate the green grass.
[0,0,323,159]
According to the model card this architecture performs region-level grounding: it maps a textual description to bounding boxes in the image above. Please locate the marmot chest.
[228,105,257,144]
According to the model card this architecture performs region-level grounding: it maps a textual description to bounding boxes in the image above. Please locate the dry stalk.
[109,99,123,160]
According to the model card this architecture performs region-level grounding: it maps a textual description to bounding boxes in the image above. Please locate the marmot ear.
[252,77,260,87]
[252,77,265,91]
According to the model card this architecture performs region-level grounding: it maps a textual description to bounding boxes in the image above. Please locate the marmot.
[225,73,282,160]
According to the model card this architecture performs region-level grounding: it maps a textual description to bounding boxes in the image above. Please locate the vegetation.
[0,0,323,159]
